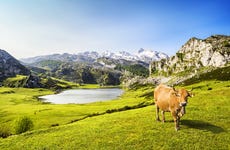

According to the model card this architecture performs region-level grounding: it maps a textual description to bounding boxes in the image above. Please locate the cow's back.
[154,84,174,111]
[154,84,172,101]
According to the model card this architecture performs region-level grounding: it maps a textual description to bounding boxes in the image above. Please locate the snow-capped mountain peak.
[137,48,157,57]
[135,48,169,62]
[99,49,168,63]
[20,49,168,64]
[101,51,114,58]
[77,51,100,59]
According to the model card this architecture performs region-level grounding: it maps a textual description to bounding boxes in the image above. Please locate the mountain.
[20,49,163,85]
[0,49,30,82]
[0,49,80,88]
[101,51,138,62]
[150,35,230,84]
[20,53,79,64]
[20,49,168,64]
[2,35,229,88]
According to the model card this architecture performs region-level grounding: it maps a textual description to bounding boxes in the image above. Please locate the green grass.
[77,84,101,89]
[77,84,121,89]
[0,80,230,149]
[3,75,27,82]
[181,65,230,85]
[2,75,79,89]
[2,75,28,87]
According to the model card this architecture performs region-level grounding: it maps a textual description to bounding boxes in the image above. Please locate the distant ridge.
[20,49,168,64]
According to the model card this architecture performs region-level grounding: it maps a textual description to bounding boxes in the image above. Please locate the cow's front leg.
[176,116,180,129]
[156,105,160,121]
[171,111,180,131]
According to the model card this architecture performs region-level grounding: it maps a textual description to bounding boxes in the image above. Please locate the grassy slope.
[181,65,230,85]
[0,81,230,149]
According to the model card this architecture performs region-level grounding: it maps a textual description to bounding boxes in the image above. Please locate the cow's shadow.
[181,119,225,134]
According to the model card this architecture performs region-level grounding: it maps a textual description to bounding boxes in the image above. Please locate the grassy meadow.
[0,80,230,149]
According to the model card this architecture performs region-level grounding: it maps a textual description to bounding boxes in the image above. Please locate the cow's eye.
[176,94,181,97]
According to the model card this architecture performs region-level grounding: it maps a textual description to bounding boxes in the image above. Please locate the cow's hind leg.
[156,105,160,121]
[162,111,165,123]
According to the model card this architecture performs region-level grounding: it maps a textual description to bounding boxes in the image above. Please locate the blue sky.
[0,0,229,58]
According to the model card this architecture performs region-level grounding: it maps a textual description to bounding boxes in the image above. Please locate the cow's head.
[177,89,193,106]
[176,89,193,116]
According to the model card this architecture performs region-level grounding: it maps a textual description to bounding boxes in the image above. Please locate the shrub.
[0,125,11,138]
[51,123,59,127]
[222,40,230,47]
[176,52,185,62]
[15,116,34,134]
[207,87,212,90]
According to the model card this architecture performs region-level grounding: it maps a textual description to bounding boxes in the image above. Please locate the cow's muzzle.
[180,102,187,107]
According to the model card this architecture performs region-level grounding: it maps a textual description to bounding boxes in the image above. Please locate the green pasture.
[0,84,151,131]
[0,80,230,149]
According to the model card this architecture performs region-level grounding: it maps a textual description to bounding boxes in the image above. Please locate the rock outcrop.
[150,35,230,76]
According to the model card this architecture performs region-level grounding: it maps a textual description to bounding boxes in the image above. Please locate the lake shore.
[39,88,123,104]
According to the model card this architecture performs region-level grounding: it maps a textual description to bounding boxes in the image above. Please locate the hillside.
[0,49,30,82]
[180,65,230,85]
[0,49,79,88]
[2,75,78,89]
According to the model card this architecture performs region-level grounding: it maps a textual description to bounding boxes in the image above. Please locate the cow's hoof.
[175,127,180,131]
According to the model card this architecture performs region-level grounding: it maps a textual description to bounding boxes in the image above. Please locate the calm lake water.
[39,88,123,104]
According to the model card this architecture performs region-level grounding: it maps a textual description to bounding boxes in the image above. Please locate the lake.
[39,88,123,104]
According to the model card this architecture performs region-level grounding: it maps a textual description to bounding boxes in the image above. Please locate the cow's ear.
[188,92,194,97]
[172,87,176,91]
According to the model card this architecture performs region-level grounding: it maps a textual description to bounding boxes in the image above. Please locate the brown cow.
[154,84,193,131]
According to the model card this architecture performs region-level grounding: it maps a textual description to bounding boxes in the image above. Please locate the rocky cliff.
[0,49,30,82]
[150,35,230,76]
